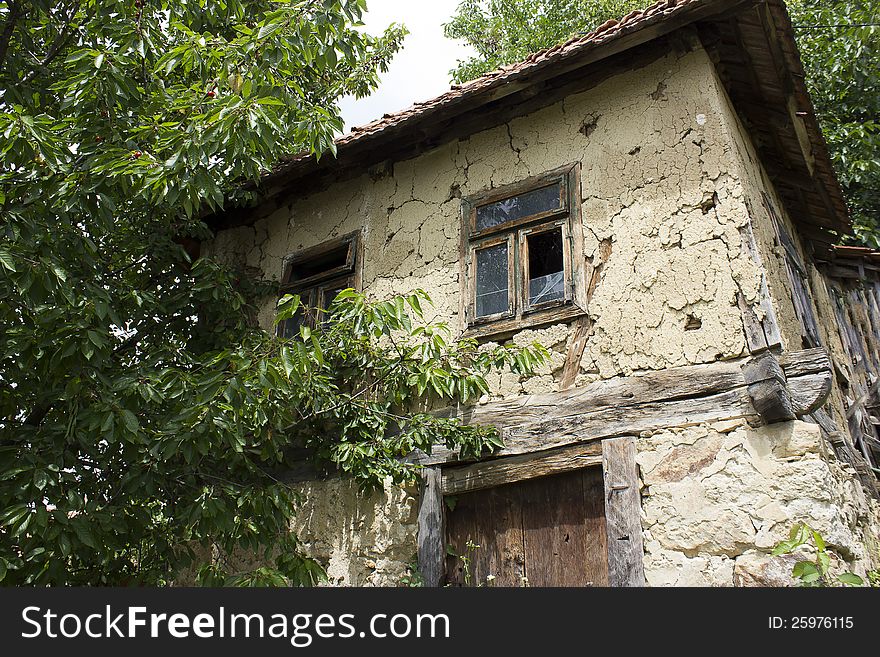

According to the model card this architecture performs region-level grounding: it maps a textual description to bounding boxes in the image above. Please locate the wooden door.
[444,467,608,586]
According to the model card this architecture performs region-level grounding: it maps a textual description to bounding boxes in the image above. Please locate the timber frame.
[415,347,833,586]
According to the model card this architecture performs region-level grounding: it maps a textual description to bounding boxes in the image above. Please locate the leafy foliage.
[443,0,646,83]
[0,0,545,586]
[788,1,880,246]
[772,522,868,587]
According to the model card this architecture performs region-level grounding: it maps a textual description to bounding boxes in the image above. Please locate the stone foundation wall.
[639,419,880,586]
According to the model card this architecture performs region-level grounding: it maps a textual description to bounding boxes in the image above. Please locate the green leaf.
[74,523,98,550]
[792,561,819,580]
[837,572,864,586]
[33,470,49,491]
[810,528,826,553]
[0,248,16,271]
[119,409,139,434]
[817,550,830,575]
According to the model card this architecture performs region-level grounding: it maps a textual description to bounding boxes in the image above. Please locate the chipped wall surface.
[207,40,879,586]
[207,42,760,385]
[639,420,880,586]
[290,478,418,586]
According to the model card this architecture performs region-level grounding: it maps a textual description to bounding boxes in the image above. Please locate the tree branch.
[20,2,81,85]
[0,1,25,75]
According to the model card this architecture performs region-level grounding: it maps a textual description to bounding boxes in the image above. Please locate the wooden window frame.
[520,220,573,315]
[461,164,588,340]
[277,230,362,333]
[469,233,516,323]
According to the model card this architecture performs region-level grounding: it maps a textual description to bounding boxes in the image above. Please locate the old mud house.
[204,0,880,586]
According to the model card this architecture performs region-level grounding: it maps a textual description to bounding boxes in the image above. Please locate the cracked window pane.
[527,228,565,306]
[476,183,561,231]
[475,242,509,318]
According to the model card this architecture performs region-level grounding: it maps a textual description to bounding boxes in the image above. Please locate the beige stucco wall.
[207,41,761,385]
[207,39,879,586]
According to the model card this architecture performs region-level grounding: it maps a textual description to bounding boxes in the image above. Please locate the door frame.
[417,436,645,587]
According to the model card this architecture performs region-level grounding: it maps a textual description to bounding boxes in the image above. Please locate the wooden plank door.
[444,467,608,586]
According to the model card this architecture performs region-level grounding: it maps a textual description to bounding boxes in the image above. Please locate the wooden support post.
[602,436,645,587]
[742,351,796,423]
[417,467,445,587]
[559,316,592,390]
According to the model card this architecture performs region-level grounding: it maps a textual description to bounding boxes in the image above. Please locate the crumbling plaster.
[707,59,864,459]
[289,478,419,586]
[208,42,766,390]
[204,40,879,586]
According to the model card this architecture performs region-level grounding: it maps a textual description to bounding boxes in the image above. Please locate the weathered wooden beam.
[440,441,603,495]
[602,436,645,587]
[409,347,832,466]
[789,370,832,416]
[742,350,796,422]
[417,467,445,587]
[737,215,783,352]
[559,316,592,390]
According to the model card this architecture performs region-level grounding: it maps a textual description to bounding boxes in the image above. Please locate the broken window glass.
[527,228,565,306]
[464,167,582,331]
[475,182,562,232]
[475,242,509,318]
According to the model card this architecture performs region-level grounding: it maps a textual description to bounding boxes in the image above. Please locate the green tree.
[443,0,646,83]
[0,0,544,585]
[788,0,880,247]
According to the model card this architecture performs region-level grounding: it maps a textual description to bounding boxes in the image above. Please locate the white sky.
[338,0,476,133]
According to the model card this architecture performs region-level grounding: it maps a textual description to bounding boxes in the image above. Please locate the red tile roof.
[265,0,716,180]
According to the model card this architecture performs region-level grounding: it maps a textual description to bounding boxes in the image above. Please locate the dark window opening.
[277,232,359,336]
[285,244,350,283]
[526,228,565,307]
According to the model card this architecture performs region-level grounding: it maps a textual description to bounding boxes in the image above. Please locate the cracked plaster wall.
[209,43,760,389]
[707,61,856,435]
[699,57,880,578]
[205,41,878,586]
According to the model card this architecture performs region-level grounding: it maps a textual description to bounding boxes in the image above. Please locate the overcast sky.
[338,0,476,132]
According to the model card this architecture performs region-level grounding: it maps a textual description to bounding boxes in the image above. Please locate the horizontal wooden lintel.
[410,347,832,467]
